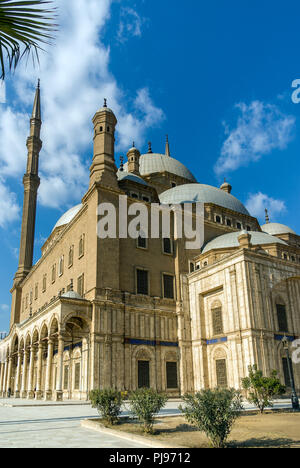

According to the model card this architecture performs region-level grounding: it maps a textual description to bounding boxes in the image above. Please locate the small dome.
[117,171,149,186]
[97,106,114,114]
[61,290,82,300]
[160,184,250,216]
[52,204,83,232]
[123,153,196,182]
[202,231,287,254]
[261,223,296,236]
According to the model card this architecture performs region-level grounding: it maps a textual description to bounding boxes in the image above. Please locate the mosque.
[0,84,299,400]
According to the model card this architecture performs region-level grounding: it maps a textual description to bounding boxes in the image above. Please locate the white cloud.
[0,178,20,227]
[117,7,146,43]
[0,0,164,213]
[245,192,286,222]
[0,81,5,103]
[215,101,296,175]
[0,304,9,312]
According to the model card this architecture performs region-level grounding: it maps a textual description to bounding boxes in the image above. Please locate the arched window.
[276,299,288,333]
[212,303,223,336]
[68,245,74,267]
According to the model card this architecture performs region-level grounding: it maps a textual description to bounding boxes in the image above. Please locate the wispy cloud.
[0,0,164,213]
[0,178,20,227]
[117,7,146,43]
[215,101,296,176]
[0,81,5,103]
[245,192,286,223]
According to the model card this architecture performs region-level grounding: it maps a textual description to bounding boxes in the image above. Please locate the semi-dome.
[61,290,82,300]
[52,204,83,232]
[261,223,296,236]
[124,153,196,182]
[117,170,149,186]
[159,183,250,216]
[202,231,288,254]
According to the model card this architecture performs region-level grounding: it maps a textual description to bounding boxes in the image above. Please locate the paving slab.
[0,405,147,448]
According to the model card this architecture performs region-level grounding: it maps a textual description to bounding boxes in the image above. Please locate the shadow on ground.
[228,437,299,448]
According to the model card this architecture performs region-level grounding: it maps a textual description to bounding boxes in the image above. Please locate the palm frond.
[0,0,57,79]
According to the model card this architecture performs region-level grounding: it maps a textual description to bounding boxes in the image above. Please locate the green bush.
[242,365,286,413]
[89,389,124,425]
[179,388,243,448]
[129,388,168,434]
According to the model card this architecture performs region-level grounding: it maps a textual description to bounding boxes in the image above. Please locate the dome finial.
[103,98,107,108]
[148,141,153,154]
[165,134,171,157]
[265,208,270,224]
[220,178,232,194]
[120,155,124,172]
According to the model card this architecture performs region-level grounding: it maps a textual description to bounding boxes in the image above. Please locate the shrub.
[129,388,168,434]
[179,388,243,448]
[89,389,124,425]
[242,365,286,414]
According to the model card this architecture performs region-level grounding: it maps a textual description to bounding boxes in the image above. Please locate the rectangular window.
[42,274,47,292]
[58,256,64,277]
[74,363,80,390]
[77,274,84,297]
[34,284,38,300]
[79,235,85,258]
[163,274,175,299]
[63,366,69,390]
[282,357,294,388]
[137,236,147,249]
[163,238,172,254]
[52,264,56,283]
[277,304,288,332]
[216,359,228,388]
[137,269,148,295]
[138,361,150,388]
[212,308,223,336]
[166,362,178,389]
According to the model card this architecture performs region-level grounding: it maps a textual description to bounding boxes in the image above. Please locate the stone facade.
[0,88,299,401]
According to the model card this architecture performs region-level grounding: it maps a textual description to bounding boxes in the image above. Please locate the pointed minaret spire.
[13,84,42,296]
[31,79,41,121]
[165,135,171,157]
[265,208,270,224]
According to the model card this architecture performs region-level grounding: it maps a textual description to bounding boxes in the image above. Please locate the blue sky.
[0,0,300,331]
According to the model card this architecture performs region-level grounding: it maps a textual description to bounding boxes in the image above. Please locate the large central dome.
[159,184,250,215]
[124,153,196,182]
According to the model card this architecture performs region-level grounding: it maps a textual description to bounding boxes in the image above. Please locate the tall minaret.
[14,81,42,285]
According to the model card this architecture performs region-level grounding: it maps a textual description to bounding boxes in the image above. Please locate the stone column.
[35,342,43,400]
[14,351,22,398]
[2,358,8,396]
[6,357,12,396]
[55,335,64,401]
[45,339,54,400]
[0,363,4,395]
[27,346,35,399]
[21,349,29,398]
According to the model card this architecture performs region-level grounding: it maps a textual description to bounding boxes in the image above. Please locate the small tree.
[129,388,168,434]
[179,388,243,448]
[242,365,286,414]
[89,389,124,425]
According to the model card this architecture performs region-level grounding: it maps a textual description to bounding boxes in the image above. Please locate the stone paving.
[0,398,293,448]
[0,404,147,448]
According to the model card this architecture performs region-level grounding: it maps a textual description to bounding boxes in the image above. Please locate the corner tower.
[90,99,118,188]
